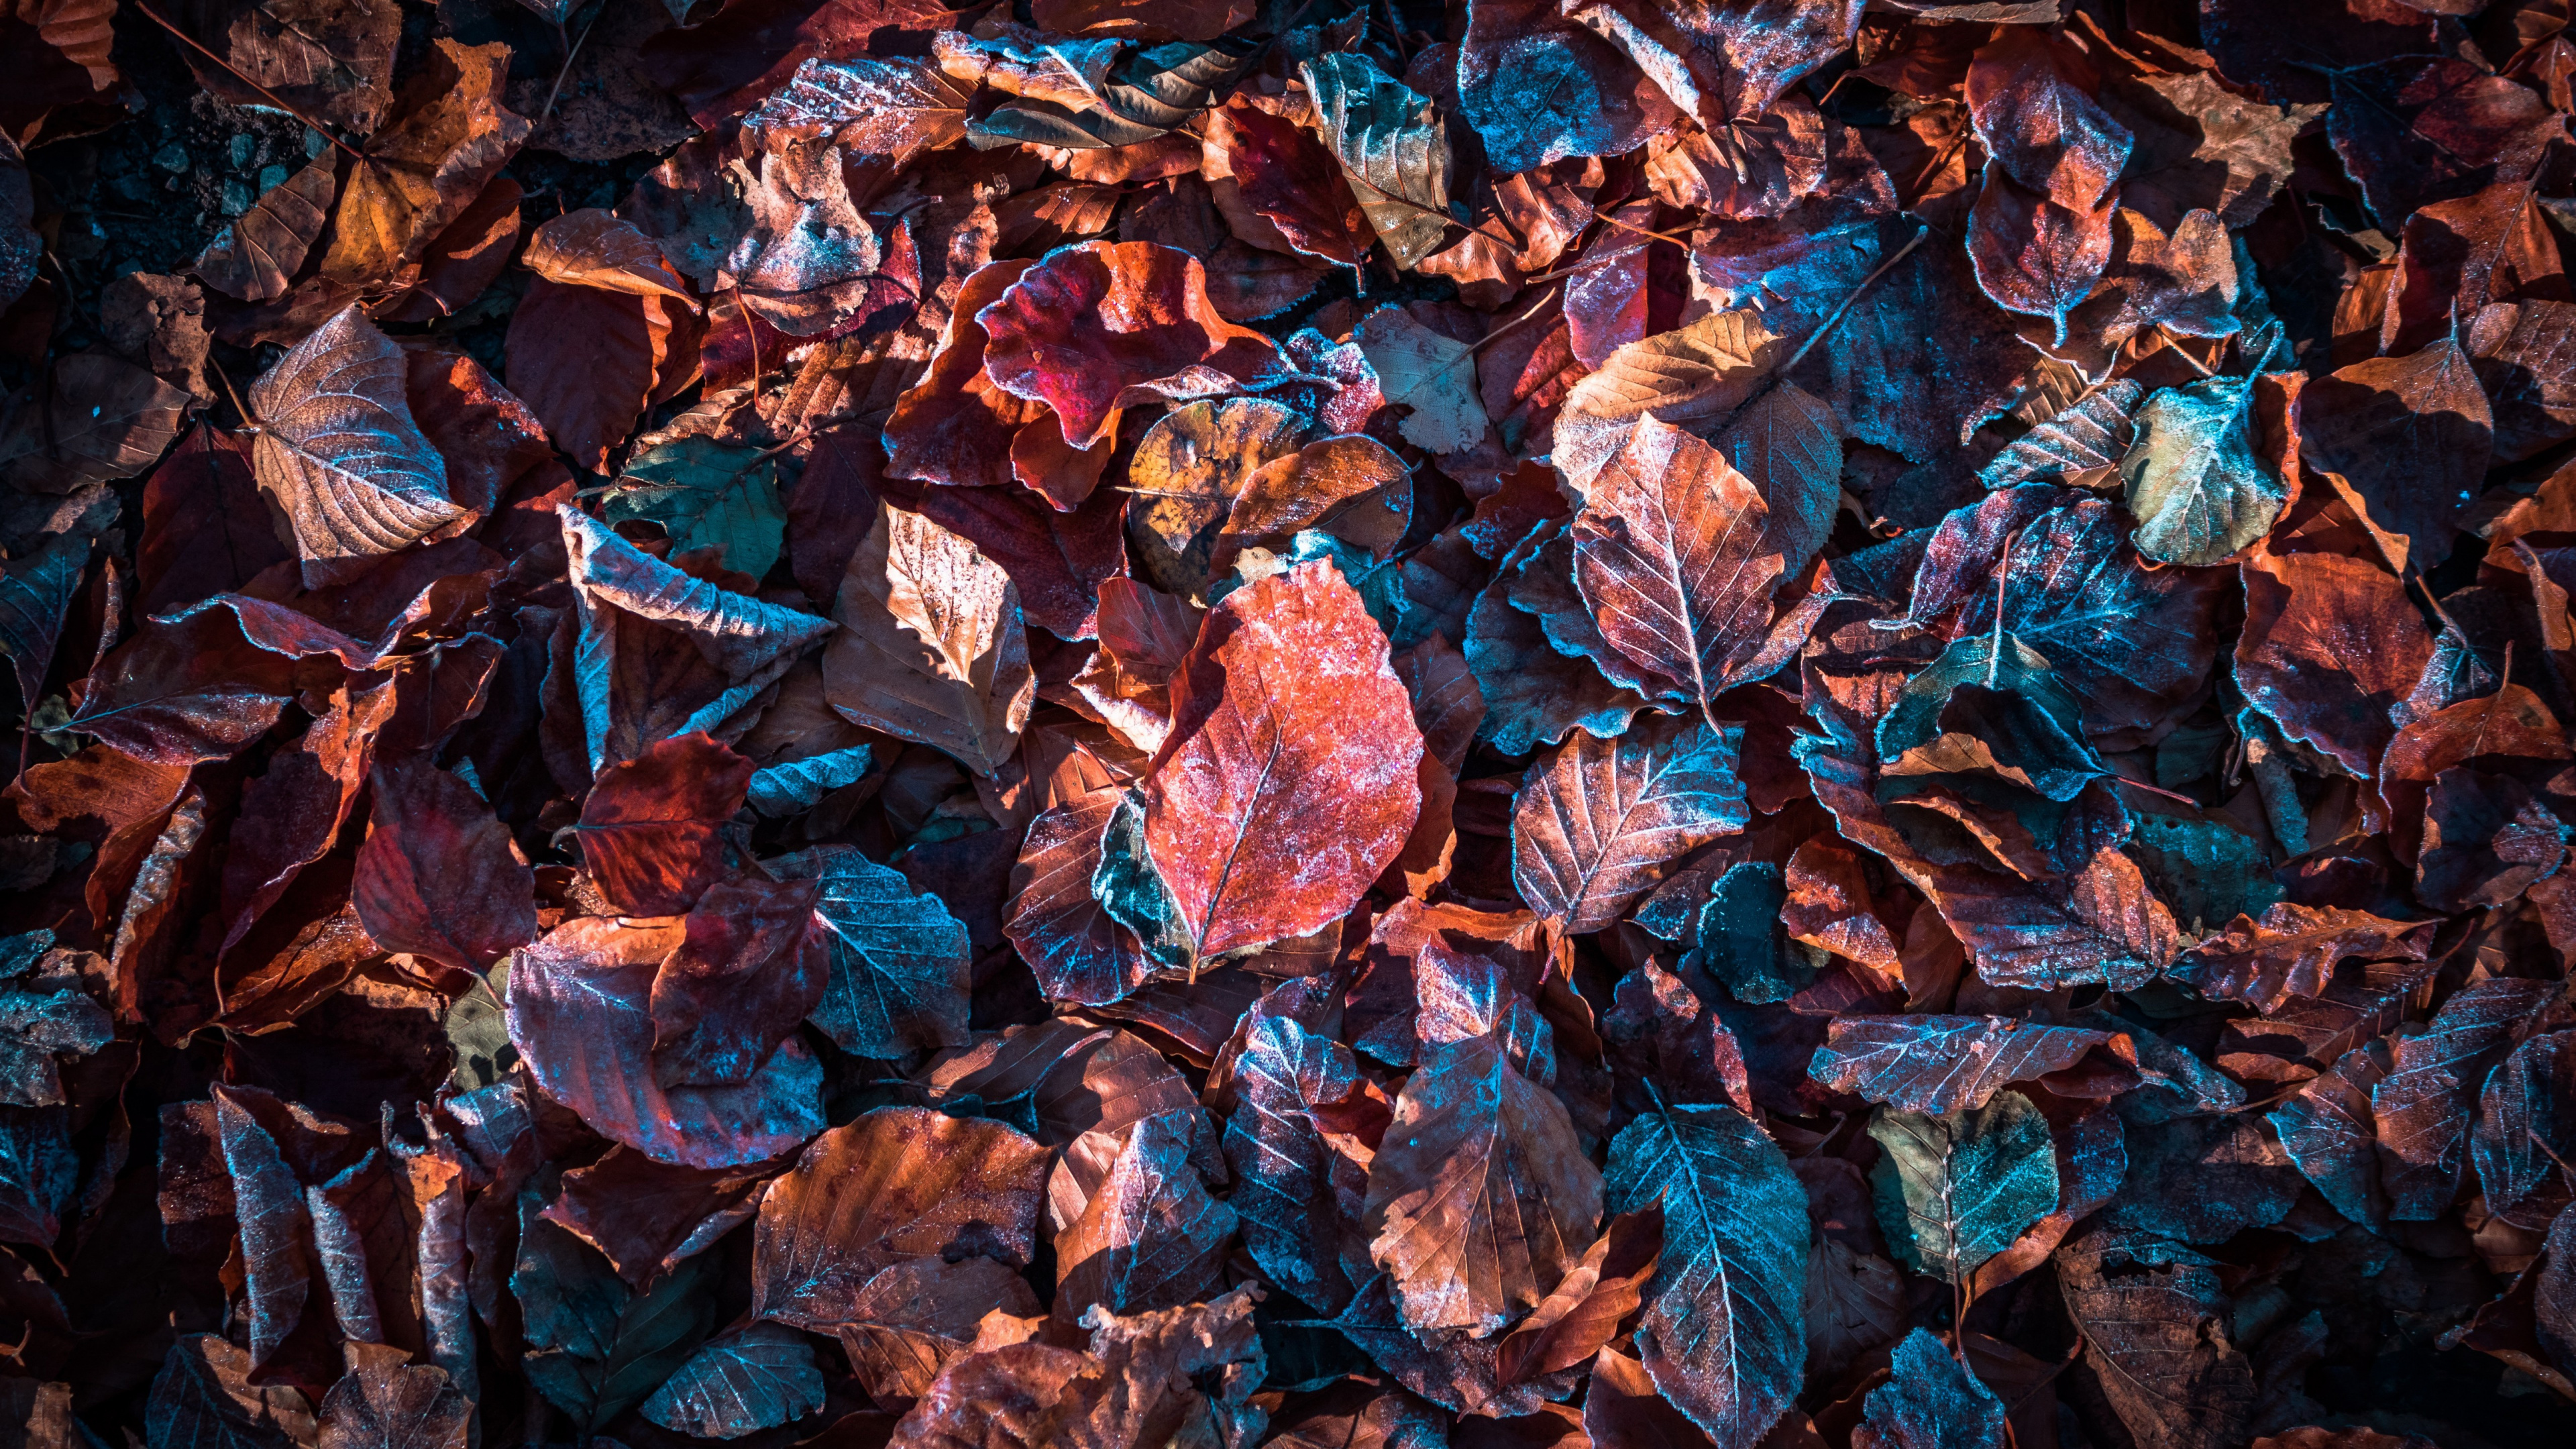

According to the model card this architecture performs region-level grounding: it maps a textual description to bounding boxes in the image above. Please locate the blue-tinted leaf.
[0,1104,78,1250]
[2106,1112,2302,1244]
[2270,1037,2392,1230]
[1683,861,1816,1005]
[515,1206,720,1433]
[769,844,971,1059]
[1854,1328,2006,1449]
[1225,1012,1379,1315]
[2374,977,2554,1220]
[604,438,790,582]
[1457,0,1680,172]
[1605,1104,1807,1449]
[2471,1028,2576,1231]
[1465,527,1649,755]
[1089,792,1193,977]
[0,528,86,711]
[1868,1091,2057,1284]
[640,1324,825,1440]
[743,744,875,817]
[1811,1015,2131,1114]
[2125,814,2279,938]
[0,939,113,1108]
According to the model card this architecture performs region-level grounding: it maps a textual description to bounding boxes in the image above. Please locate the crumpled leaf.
[1604,1103,1808,1449]
[2055,1233,2253,1449]
[1852,1328,2008,1449]
[320,39,529,288]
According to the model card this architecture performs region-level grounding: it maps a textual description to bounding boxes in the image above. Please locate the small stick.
[130,1,368,163]
[537,9,603,130]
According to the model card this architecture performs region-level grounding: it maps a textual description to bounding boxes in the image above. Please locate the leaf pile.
[6,4,2576,1449]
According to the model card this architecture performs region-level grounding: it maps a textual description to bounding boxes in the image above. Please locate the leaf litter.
[3,4,2576,1449]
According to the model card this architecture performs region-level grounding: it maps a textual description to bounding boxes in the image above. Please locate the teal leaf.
[1867,1090,2058,1284]
[603,438,790,582]
[1605,1103,1808,1449]
[1854,1328,2008,1449]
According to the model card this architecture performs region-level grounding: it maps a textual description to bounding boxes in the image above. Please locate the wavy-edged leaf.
[319,38,529,286]
[2169,904,2438,1014]
[1142,561,1424,960]
[1812,1016,2135,1114]
[768,844,971,1060]
[2374,976,2555,1220]
[822,501,1033,779]
[195,155,337,304]
[1604,1103,1808,1449]
[1928,496,2226,745]
[1225,1010,1381,1316]
[1511,712,1749,934]
[744,745,876,817]
[751,1106,1048,1330]
[1855,1328,2007,1449]
[507,915,824,1169]
[2121,374,2284,566]
[317,1343,467,1449]
[641,1324,825,1440]
[975,239,1293,450]
[246,306,463,587]
[1360,1032,1601,1336]
[602,438,786,582]
[1299,52,1452,268]
[1867,1091,2057,1284]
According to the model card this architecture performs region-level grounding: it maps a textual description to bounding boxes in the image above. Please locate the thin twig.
[537,9,604,129]
[1588,205,1695,249]
[130,1,368,163]
[1782,225,1931,374]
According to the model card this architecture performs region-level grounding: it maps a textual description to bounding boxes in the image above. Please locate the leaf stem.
[129,1,369,164]
[1782,225,1931,375]
[538,9,604,130]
